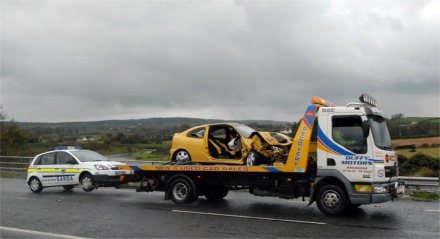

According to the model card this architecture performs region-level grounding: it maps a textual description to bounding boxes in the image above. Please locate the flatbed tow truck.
[118,94,405,215]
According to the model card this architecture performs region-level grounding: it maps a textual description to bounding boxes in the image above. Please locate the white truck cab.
[312,94,403,212]
[27,146,133,193]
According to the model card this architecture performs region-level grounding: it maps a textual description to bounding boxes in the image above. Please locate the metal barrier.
[398,176,439,192]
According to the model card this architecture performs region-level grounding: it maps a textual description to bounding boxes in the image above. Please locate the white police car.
[27,146,133,193]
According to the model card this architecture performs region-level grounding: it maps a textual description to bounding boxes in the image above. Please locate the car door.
[56,152,81,185]
[37,152,58,187]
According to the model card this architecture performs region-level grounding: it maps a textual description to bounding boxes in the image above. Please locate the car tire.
[80,174,95,192]
[245,150,260,166]
[63,185,75,191]
[29,177,43,193]
[316,184,348,215]
[173,150,192,164]
[170,178,197,204]
[205,187,229,201]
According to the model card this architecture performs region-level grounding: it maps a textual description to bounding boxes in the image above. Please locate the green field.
[397,117,440,125]
[397,147,440,159]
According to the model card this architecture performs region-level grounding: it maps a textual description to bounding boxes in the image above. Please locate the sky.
[1,0,439,123]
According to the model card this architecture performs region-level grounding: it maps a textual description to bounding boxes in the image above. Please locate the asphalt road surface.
[1,178,439,238]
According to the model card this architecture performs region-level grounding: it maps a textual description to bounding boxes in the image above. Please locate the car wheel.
[205,187,229,201]
[29,177,43,193]
[170,178,197,204]
[245,150,260,166]
[63,185,75,190]
[174,150,191,163]
[80,174,95,192]
[316,184,348,215]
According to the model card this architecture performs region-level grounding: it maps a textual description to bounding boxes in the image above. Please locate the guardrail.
[1,156,439,192]
[398,176,439,192]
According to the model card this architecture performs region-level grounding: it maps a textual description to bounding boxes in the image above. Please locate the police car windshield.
[70,151,108,162]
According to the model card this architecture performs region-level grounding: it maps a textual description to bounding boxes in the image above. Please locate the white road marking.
[172,210,326,225]
[425,209,440,212]
[0,226,89,239]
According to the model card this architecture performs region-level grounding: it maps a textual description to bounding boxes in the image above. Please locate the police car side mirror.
[66,158,78,164]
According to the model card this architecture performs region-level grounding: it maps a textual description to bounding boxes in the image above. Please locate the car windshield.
[70,151,108,162]
[234,124,257,138]
[368,115,393,150]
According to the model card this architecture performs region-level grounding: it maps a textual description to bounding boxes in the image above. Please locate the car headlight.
[94,164,110,170]
[373,186,387,193]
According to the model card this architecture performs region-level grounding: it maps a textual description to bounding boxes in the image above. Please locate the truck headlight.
[373,186,387,193]
[94,164,110,170]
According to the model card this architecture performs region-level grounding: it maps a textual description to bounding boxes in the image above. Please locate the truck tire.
[245,150,260,166]
[29,177,43,193]
[205,187,229,201]
[80,173,95,192]
[170,178,197,204]
[316,184,348,215]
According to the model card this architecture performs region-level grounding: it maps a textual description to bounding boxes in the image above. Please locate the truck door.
[317,114,373,182]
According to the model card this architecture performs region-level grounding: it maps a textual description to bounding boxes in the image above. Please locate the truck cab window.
[332,116,367,154]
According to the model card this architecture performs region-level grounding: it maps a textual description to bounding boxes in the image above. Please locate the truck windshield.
[368,115,393,150]
[71,151,108,162]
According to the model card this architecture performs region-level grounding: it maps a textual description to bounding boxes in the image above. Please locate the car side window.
[332,115,367,154]
[33,155,43,165]
[187,127,205,138]
[56,152,74,164]
[40,152,56,165]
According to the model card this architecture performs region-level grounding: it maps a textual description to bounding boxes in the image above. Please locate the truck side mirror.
[363,120,370,138]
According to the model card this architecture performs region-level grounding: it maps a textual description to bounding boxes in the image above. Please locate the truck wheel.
[63,185,75,191]
[205,187,228,201]
[173,150,192,164]
[29,177,43,193]
[80,174,95,192]
[170,178,197,204]
[316,184,348,215]
[245,150,260,166]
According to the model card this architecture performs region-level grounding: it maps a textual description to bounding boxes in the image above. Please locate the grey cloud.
[1,0,438,122]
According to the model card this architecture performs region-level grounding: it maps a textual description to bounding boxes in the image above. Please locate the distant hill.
[18,117,290,131]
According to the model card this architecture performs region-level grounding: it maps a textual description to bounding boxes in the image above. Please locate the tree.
[0,108,28,155]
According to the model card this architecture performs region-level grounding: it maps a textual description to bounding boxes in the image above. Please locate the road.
[1,178,439,238]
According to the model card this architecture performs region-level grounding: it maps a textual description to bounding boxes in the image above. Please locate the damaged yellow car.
[170,123,292,166]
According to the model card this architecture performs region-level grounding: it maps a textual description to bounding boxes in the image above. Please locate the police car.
[27,146,133,193]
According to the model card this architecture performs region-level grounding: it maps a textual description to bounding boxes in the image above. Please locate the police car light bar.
[55,146,82,150]
[359,93,377,107]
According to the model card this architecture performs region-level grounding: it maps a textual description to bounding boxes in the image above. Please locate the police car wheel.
[81,174,95,192]
[29,177,43,193]
[63,185,75,190]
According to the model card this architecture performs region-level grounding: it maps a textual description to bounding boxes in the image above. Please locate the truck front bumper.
[350,180,405,204]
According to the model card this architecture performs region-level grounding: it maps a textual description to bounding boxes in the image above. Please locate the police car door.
[55,152,81,185]
[38,152,58,186]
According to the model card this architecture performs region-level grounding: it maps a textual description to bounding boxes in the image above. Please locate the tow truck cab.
[295,94,403,213]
